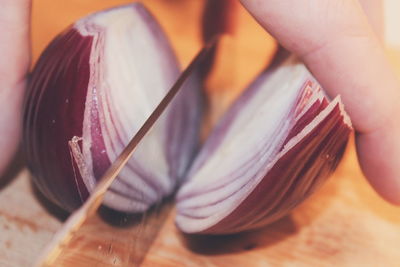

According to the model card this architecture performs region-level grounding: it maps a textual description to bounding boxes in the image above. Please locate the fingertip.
[356,125,400,206]
[0,0,32,83]
[367,176,400,206]
[360,164,400,206]
[365,172,400,205]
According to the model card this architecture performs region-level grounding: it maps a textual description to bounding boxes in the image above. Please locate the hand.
[240,0,400,204]
[0,0,31,175]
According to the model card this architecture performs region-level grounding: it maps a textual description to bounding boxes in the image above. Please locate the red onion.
[23,3,352,234]
[176,54,352,234]
[24,4,203,213]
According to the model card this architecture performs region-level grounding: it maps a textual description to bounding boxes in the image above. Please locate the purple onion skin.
[24,29,92,210]
[23,4,202,212]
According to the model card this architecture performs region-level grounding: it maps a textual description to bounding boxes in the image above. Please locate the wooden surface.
[2,141,400,266]
[1,0,400,266]
[142,142,400,266]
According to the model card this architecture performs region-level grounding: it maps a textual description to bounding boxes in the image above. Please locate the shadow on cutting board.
[0,149,26,191]
[180,215,298,255]
[31,179,70,222]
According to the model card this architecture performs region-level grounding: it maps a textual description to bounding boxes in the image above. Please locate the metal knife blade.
[35,40,217,267]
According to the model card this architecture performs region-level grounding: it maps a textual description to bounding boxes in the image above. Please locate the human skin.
[240,0,400,204]
[0,0,31,175]
[1,0,399,204]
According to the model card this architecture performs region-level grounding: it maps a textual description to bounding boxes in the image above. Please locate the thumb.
[0,0,31,175]
[0,0,31,84]
[240,0,400,204]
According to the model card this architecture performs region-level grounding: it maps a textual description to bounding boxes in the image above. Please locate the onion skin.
[24,28,92,210]
[23,4,202,213]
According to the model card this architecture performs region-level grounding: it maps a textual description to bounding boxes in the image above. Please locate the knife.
[35,40,216,267]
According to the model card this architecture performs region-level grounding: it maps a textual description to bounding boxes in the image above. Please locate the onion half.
[24,4,203,213]
[175,56,352,234]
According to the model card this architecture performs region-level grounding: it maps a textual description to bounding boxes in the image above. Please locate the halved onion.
[24,3,203,213]
[176,56,352,234]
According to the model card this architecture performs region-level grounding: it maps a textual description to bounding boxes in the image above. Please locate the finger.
[0,0,31,175]
[0,0,31,85]
[240,0,400,204]
[359,0,384,39]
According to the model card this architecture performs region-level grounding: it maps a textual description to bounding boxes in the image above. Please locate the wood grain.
[1,0,400,266]
[142,141,400,267]
[50,203,172,267]
[0,167,63,267]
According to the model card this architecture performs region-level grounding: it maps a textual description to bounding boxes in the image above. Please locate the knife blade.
[35,40,217,267]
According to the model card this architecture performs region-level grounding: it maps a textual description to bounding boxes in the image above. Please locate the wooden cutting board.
[1,0,400,266]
